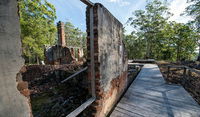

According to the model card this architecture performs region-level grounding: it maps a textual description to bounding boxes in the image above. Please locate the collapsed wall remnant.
[85,3,129,117]
[45,45,74,65]
[45,21,85,65]
[0,0,32,116]
[45,21,74,65]
[21,63,90,117]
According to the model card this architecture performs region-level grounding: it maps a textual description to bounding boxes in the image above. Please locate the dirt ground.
[24,63,141,117]
[22,63,90,117]
[157,61,200,104]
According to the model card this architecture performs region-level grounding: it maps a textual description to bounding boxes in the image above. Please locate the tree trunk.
[177,46,180,61]
[36,55,39,65]
[197,44,200,61]
[146,41,150,59]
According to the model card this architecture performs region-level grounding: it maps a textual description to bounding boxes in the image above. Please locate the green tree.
[64,21,86,48]
[64,21,87,57]
[123,32,146,59]
[166,22,197,61]
[126,0,198,61]
[19,0,57,64]
[127,0,171,59]
[185,0,200,60]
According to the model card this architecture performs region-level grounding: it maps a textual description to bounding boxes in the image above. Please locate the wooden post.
[80,0,94,7]
[167,66,170,79]
[182,67,187,86]
[188,69,191,79]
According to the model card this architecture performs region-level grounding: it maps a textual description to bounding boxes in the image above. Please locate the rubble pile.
[22,63,90,117]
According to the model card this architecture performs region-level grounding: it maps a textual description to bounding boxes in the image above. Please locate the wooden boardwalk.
[110,64,200,117]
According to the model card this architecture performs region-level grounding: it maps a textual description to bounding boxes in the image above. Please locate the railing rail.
[65,1,96,116]
[61,67,88,83]
[167,65,200,74]
[167,65,200,85]
[61,66,94,117]
[66,97,95,117]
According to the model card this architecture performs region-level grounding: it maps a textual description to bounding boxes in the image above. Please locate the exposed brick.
[20,89,30,98]
[17,81,29,91]
[83,3,129,117]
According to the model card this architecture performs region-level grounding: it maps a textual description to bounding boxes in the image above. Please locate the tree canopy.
[64,21,86,48]
[185,0,200,60]
[125,0,198,61]
[19,0,57,64]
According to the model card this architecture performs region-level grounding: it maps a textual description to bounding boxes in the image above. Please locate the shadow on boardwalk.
[110,64,200,117]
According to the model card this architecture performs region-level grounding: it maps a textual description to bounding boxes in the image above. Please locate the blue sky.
[47,0,192,34]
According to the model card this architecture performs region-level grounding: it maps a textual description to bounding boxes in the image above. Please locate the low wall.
[86,3,129,117]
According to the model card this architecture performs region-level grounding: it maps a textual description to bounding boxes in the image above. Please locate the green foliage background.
[19,0,86,64]
[19,0,57,64]
[19,0,199,63]
[124,0,199,61]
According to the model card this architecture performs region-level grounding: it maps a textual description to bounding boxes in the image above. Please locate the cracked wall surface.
[86,3,128,117]
[0,0,31,117]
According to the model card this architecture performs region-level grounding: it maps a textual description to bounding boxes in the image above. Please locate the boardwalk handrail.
[66,97,95,117]
[61,67,88,83]
[167,65,200,74]
[65,2,96,116]
[61,66,95,117]
[167,65,200,80]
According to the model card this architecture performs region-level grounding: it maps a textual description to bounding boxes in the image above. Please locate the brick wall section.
[86,3,128,117]
[57,21,66,47]
[0,0,32,116]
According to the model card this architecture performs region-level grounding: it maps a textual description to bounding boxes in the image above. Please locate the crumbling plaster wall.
[97,5,127,92]
[0,0,31,117]
[86,3,128,117]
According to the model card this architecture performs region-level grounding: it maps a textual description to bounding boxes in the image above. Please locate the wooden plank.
[110,64,200,117]
[80,0,94,7]
[185,66,200,75]
[114,107,144,117]
[61,67,88,83]
[167,65,185,68]
[66,97,95,117]
[166,65,200,75]
[110,110,133,117]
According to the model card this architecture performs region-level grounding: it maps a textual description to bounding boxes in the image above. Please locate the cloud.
[107,0,130,6]
[168,0,193,23]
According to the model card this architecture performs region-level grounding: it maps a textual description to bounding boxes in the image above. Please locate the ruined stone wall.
[86,3,128,117]
[45,45,74,65]
[0,0,31,117]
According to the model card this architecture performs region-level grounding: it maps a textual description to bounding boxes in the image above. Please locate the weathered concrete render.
[86,3,129,117]
[0,0,31,117]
